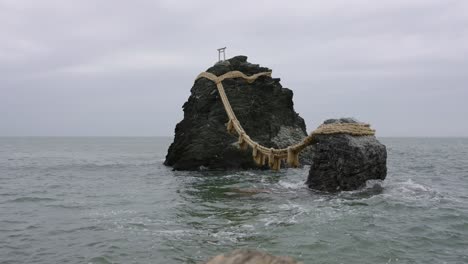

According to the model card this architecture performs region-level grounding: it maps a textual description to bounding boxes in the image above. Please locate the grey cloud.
[1,0,467,136]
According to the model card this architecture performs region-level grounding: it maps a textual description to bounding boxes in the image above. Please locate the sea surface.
[0,137,467,264]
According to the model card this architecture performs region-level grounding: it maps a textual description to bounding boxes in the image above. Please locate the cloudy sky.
[1,0,467,137]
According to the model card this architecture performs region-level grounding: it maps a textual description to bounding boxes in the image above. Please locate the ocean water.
[0,137,467,264]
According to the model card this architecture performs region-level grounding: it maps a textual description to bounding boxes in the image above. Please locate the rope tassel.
[287,147,300,168]
[252,144,258,157]
[238,133,249,150]
[252,144,264,165]
[261,153,267,166]
[226,119,236,135]
[287,147,294,166]
[253,151,263,166]
[268,148,275,168]
[272,157,281,171]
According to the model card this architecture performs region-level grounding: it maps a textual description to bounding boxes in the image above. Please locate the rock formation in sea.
[203,249,302,264]
[165,55,387,192]
[306,118,387,192]
[165,56,312,170]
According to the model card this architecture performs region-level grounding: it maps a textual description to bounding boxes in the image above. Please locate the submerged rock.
[165,56,311,170]
[306,118,387,192]
[203,249,302,264]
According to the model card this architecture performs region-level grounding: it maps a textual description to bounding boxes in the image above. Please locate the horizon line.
[0,135,467,139]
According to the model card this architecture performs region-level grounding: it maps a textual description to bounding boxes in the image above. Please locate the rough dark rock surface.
[165,56,311,170]
[203,249,302,264]
[306,118,387,192]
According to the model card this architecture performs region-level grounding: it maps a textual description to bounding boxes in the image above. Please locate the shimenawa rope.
[196,70,375,170]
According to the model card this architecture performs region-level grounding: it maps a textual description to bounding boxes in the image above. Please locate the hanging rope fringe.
[261,153,267,166]
[252,144,263,166]
[252,143,258,157]
[286,147,299,168]
[238,133,249,150]
[272,157,281,171]
[226,119,236,135]
[196,70,376,171]
[268,148,275,168]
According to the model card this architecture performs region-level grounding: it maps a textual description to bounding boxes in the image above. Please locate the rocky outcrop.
[306,118,387,192]
[165,56,311,170]
[203,249,302,264]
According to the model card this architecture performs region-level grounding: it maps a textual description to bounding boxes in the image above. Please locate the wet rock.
[306,118,387,192]
[203,249,302,264]
[165,56,311,170]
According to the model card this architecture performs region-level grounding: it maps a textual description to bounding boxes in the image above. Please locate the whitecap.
[392,179,435,195]
[382,179,442,203]
[277,180,306,190]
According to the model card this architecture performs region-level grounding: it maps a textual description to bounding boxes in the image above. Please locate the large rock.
[306,118,387,192]
[203,249,302,264]
[165,56,311,170]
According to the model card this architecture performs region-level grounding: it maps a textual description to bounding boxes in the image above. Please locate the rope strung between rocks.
[196,70,375,171]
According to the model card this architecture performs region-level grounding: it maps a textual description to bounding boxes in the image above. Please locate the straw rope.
[196,70,375,170]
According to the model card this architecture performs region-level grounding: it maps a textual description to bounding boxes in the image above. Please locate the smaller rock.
[203,249,302,264]
[306,118,387,192]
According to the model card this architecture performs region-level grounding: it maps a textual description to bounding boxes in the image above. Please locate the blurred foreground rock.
[202,249,302,264]
[306,118,387,192]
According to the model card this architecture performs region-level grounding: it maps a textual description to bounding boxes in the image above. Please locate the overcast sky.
[1,0,467,137]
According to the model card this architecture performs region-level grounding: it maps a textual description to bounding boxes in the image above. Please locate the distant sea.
[0,137,467,264]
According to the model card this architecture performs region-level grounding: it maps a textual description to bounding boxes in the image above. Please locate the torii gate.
[217,47,226,62]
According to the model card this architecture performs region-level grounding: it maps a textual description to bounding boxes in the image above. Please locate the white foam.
[210,231,241,242]
[277,180,306,190]
[261,215,299,226]
[383,179,441,202]
[393,179,433,195]
[401,179,430,191]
